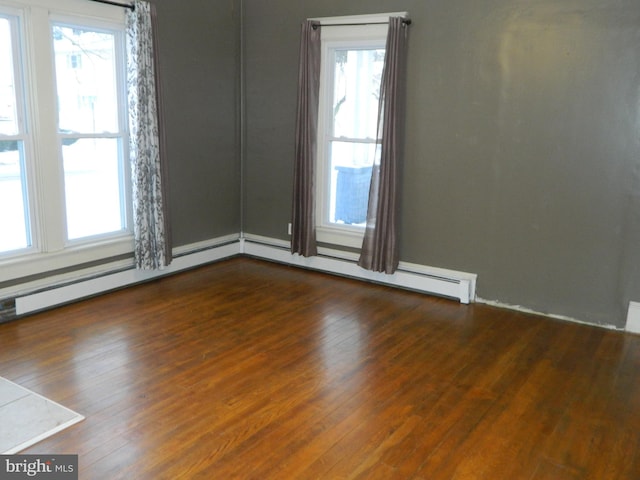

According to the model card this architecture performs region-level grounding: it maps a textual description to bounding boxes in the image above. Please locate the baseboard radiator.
[241,236,476,304]
[3,238,240,320]
[1,234,476,321]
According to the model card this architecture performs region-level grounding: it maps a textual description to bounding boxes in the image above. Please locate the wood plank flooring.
[1,257,639,479]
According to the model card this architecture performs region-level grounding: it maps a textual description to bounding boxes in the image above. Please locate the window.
[67,52,82,69]
[0,0,130,282]
[0,11,30,254]
[53,22,127,240]
[315,19,388,248]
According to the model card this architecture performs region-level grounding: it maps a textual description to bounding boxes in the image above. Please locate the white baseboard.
[625,302,640,334]
[7,230,631,333]
[14,235,241,316]
[9,232,478,317]
[241,234,476,303]
[12,232,634,332]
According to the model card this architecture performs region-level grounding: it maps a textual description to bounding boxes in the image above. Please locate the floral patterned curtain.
[126,0,171,269]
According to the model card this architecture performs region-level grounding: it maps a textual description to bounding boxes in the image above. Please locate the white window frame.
[0,0,132,284]
[313,13,404,249]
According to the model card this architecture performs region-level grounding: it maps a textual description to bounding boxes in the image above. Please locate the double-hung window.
[0,0,130,282]
[0,10,28,254]
[315,16,388,248]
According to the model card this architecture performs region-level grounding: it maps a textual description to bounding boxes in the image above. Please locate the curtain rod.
[89,0,134,10]
[312,19,411,29]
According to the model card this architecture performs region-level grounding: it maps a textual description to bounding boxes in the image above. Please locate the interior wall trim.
[13,235,241,316]
[241,234,477,304]
[6,233,623,332]
[10,232,479,318]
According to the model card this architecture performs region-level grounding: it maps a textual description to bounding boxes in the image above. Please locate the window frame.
[0,0,132,284]
[313,13,404,249]
[0,6,35,255]
[51,15,131,243]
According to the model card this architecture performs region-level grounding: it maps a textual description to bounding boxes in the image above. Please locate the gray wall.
[242,0,640,327]
[154,0,241,246]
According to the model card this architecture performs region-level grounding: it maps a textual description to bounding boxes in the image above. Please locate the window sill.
[316,225,364,249]
[0,235,134,284]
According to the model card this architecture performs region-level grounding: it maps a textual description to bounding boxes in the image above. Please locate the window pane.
[0,17,19,135]
[329,141,378,225]
[63,138,125,240]
[52,25,118,133]
[332,48,384,140]
[0,140,30,252]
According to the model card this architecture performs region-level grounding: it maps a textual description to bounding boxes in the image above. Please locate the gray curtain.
[291,20,321,257]
[126,0,172,269]
[358,17,409,274]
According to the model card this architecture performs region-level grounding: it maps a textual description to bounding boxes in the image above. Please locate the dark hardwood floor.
[1,257,639,479]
